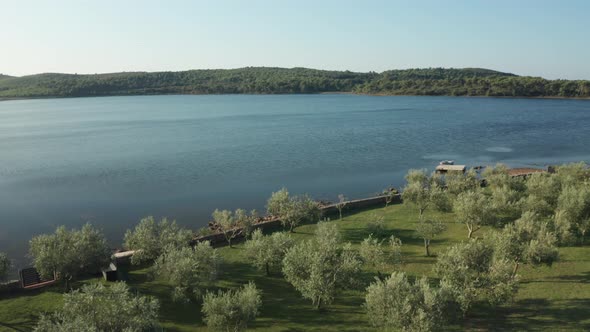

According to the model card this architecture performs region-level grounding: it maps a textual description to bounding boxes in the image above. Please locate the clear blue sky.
[1,0,589,79]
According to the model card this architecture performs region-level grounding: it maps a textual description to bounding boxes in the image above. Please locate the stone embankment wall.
[194,194,401,247]
[0,280,22,294]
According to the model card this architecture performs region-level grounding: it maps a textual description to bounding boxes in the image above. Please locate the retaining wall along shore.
[193,193,401,246]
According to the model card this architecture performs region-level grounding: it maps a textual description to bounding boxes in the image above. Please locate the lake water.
[1,94,589,269]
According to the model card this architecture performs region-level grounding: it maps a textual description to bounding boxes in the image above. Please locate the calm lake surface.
[1,95,589,268]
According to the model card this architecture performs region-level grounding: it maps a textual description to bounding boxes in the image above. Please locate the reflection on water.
[486,147,514,153]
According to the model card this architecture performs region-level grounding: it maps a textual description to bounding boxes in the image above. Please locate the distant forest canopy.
[1,67,589,99]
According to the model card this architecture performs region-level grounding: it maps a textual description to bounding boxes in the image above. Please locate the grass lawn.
[1,203,590,331]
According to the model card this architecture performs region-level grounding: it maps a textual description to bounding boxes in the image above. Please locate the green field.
[1,203,589,331]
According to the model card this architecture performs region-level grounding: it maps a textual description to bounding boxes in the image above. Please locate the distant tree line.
[1,67,589,99]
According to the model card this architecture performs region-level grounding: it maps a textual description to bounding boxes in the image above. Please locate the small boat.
[439,160,454,165]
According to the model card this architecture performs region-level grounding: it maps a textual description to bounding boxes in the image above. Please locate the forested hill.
[1,67,589,99]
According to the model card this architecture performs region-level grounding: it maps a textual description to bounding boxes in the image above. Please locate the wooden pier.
[435,164,466,173]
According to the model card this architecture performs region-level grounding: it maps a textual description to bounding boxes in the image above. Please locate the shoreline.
[2,92,590,103]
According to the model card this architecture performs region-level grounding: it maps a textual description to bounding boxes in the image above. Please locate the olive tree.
[552,209,576,245]
[525,172,561,209]
[493,212,558,276]
[152,241,220,302]
[388,235,403,266]
[202,282,262,332]
[267,188,322,232]
[445,169,480,197]
[359,234,403,279]
[124,216,193,264]
[554,162,590,187]
[383,188,397,208]
[520,194,555,218]
[483,164,525,192]
[490,185,523,223]
[287,193,322,231]
[402,169,450,221]
[0,252,10,281]
[212,209,258,247]
[556,185,590,244]
[34,282,159,332]
[244,229,294,276]
[367,213,387,237]
[365,272,444,332]
[454,190,497,238]
[212,209,237,247]
[336,194,347,220]
[282,222,362,309]
[403,182,431,220]
[360,234,387,278]
[29,224,111,289]
[415,219,446,256]
[266,188,290,217]
[435,240,518,316]
[240,209,259,239]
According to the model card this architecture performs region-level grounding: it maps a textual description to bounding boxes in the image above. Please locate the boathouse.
[435,164,466,174]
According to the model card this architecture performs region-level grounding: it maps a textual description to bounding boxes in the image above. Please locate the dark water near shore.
[1,95,589,269]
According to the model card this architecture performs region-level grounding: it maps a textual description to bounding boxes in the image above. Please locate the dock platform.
[435,165,466,173]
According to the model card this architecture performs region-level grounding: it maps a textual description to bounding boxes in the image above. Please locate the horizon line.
[0,66,527,79]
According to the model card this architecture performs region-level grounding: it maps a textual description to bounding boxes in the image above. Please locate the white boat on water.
[439,160,455,165]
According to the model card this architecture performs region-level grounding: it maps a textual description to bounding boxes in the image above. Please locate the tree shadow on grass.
[401,257,438,265]
[466,298,590,331]
[215,261,371,331]
[341,205,389,217]
[545,271,590,283]
[0,286,59,301]
[518,271,590,285]
[291,230,314,235]
[0,287,64,332]
[128,276,206,330]
[253,295,369,331]
[0,322,30,332]
[341,227,420,246]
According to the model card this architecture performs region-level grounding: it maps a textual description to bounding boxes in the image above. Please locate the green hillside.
[0,67,589,99]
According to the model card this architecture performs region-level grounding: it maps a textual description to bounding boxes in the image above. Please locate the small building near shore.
[112,250,135,265]
[435,164,466,174]
[102,262,118,282]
